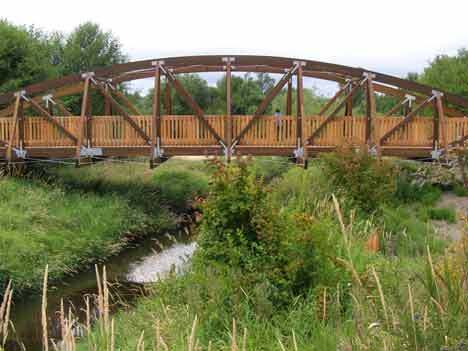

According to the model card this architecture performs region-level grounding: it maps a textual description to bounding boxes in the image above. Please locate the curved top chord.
[0,55,467,111]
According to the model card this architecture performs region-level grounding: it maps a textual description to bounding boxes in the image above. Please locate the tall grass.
[0,159,210,295]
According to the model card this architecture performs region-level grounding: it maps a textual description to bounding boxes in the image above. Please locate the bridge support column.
[151,61,163,168]
[223,57,235,162]
[295,61,307,167]
[432,90,448,158]
[364,73,376,148]
[76,73,93,167]
[286,78,292,116]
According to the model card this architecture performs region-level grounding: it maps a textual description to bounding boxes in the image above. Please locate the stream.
[7,231,196,351]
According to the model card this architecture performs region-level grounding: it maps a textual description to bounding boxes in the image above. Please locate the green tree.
[58,22,127,114]
[59,22,126,75]
[0,20,58,94]
[420,48,468,98]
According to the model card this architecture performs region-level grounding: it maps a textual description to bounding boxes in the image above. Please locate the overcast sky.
[2,0,468,95]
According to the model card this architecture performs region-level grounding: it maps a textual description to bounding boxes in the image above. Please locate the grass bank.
[0,158,210,295]
[75,151,467,350]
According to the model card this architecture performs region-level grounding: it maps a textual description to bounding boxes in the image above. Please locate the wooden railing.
[0,115,467,149]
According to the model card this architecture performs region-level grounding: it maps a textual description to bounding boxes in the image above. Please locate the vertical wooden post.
[365,73,376,146]
[432,99,440,150]
[86,89,93,148]
[344,82,354,116]
[18,99,24,150]
[286,78,292,115]
[296,62,305,165]
[76,73,92,165]
[7,92,22,162]
[164,79,172,115]
[433,91,447,150]
[104,84,112,115]
[150,61,162,168]
[224,57,234,162]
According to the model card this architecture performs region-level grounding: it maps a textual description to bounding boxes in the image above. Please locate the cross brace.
[379,95,436,145]
[160,64,225,146]
[232,63,300,146]
[307,77,368,145]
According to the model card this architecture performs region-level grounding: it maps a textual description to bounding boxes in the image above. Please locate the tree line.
[1,19,467,116]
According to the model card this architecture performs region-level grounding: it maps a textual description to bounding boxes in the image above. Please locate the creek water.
[7,231,196,351]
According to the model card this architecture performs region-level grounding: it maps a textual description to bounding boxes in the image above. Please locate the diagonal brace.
[379,95,435,145]
[318,80,353,116]
[91,79,152,145]
[233,63,300,145]
[307,77,367,145]
[106,82,143,115]
[160,64,225,145]
[28,96,79,144]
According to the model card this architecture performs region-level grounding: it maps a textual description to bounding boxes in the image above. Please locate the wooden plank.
[379,96,434,145]
[233,63,300,144]
[296,64,304,147]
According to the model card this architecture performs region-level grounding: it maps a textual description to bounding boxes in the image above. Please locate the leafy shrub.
[427,206,457,223]
[320,146,397,213]
[196,160,344,305]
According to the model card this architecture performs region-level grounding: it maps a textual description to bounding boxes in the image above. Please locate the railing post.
[150,60,162,168]
[223,57,235,162]
[295,61,306,166]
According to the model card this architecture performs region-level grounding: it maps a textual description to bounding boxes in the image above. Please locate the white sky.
[2,0,468,95]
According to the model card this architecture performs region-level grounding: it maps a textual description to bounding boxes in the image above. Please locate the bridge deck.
[1,115,467,159]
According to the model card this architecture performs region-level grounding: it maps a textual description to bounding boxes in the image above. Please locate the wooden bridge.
[0,55,467,166]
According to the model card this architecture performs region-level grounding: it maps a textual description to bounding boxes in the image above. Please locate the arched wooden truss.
[0,55,467,166]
